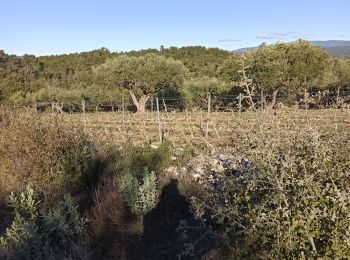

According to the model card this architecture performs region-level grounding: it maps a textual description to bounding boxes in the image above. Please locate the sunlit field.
[65,108,350,149]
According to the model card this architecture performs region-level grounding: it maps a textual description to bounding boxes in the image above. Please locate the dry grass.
[0,108,94,203]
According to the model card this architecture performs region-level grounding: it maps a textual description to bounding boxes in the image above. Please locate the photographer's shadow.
[140,178,216,260]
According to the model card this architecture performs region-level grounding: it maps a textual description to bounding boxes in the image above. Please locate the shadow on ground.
[140,179,216,260]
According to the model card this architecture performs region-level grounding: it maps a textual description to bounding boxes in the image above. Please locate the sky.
[1,0,349,56]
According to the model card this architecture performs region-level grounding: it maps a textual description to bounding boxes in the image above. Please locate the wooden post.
[122,97,125,126]
[336,87,341,106]
[156,97,162,142]
[151,96,154,113]
[205,92,211,138]
[162,98,168,113]
[238,93,242,114]
[81,98,86,114]
[82,98,86,132]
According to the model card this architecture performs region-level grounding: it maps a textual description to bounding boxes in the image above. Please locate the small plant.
[0,187,41,259]
[0,187,88,259]
[121,167,158,216]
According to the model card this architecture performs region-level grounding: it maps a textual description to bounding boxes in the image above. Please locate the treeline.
[0,41,350,110]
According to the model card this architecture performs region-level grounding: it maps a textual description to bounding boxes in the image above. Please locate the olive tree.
[94,54,187,113]
[329,58,350,105]
[333,58,350,88]
[250,43,289,109]
[218,41,335,109]
[285,40,334,92]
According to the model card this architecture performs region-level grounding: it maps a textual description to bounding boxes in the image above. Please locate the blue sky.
[1,0,349,56]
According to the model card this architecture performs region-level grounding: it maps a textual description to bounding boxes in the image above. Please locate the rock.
[192,173,202,180]
[165,166,179,176]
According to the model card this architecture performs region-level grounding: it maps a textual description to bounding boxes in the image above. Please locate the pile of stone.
[166,153,256,199]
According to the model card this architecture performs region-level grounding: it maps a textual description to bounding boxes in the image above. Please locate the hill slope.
[235,40,350,58]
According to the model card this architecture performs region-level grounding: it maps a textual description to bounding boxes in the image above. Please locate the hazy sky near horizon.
[1,0,349,56]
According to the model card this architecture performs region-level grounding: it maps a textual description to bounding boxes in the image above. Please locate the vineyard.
[64,108,350,149]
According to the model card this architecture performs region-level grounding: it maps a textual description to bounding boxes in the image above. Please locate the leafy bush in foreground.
[192,128,350,259]
[0,187,88,260]
[121,167,158,216]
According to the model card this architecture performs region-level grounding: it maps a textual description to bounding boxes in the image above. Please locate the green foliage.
[119,142,172,174]
[160,46,231,77]
[250,43,289,93]
[0,187,87,259]
[220,41,335,94]
[192,127,350,259]
[217,41,336,107]
[333,58,350,88]
[180,77,231,109]
[94,53,185,94]
[7,85,128,107]
[0,188,41,259]
[0,108,94,201]
[94,53,187,112]
[0,46,230,106]
[1,43,349,108]
[0,48,112,104]
[42,193,86,242]
[7,187,39,222]
[121,167,158,216]
[216,52,243,83]
[285,40,335,92]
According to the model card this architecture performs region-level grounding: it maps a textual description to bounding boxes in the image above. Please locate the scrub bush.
[192,127,350,259]
[0,187,89,259]
[121,167,158,216]
[0,108,94,202]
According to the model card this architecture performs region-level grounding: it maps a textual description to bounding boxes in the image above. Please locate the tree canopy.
[217,40,337,108]
[93,54,187,113]
[0,42,349,110]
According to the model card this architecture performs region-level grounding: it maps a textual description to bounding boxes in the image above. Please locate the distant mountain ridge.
[234,40,350,57]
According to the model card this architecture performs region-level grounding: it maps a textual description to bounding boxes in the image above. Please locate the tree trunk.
[240,55,256,111]
[243,82,256,111]
[268,89,278,110]
[129,90,150,113]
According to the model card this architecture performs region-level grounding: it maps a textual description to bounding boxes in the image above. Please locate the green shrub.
[121,167,158,216]
[119,141,172,174]
[0,187,88,259]
[192,128,350,259]
[0,108,93,201]
[179,77,230,109]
